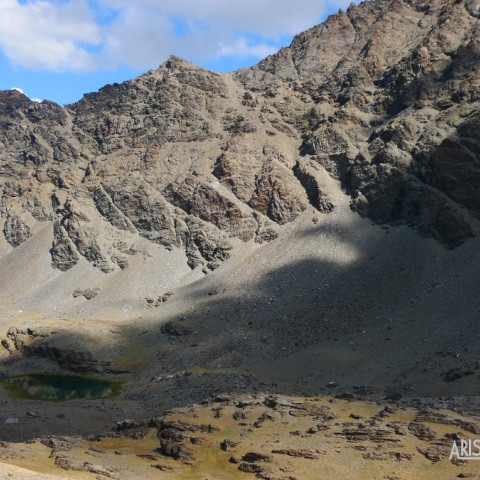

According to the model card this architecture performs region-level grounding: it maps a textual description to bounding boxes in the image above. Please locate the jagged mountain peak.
[163,54,208,70]
[0,89,31,106]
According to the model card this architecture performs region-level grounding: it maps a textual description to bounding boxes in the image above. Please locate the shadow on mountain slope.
[1,210,480,440]
[130,212,480,403]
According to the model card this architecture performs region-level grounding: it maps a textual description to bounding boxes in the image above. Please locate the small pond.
[0,373,123,401]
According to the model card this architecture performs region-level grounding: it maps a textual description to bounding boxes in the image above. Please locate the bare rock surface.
[1,394,480,479]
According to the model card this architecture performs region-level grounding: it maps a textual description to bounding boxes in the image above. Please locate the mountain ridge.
[0,0,479,324]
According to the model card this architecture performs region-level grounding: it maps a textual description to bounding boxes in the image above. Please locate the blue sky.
[0,0,352,105]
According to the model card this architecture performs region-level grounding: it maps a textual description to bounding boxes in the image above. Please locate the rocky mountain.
[2,0,480,286]
[1,2,480,473]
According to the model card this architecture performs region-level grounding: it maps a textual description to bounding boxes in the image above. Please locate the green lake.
[0,373,123,401]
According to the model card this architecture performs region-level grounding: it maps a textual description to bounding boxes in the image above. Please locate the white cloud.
[218,38,278,60]
[11,86,24,93]
[103,0,334,37]
[0,0,353,72]
[0,0,100,70]
[100,5,177,69]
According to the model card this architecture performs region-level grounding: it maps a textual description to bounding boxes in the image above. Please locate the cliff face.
[1,0,479,281]
[242,0,480,247]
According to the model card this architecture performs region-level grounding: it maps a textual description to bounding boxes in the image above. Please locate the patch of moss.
[111,328,154,373]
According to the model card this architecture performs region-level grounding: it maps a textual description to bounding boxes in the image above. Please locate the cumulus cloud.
[103,0,341,37]
[0,0,352,72]
[0,0,100,70]
[218,38,278,60]
[100,5,180,69]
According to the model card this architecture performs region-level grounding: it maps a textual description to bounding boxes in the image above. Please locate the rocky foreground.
[2,394,480,479]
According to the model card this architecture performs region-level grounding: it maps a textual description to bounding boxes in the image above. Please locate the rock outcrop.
[1,327,111,373]
[2,212,31,247]
[156,420,218,463]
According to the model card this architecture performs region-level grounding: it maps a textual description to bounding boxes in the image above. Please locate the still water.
[0,373,123,401]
